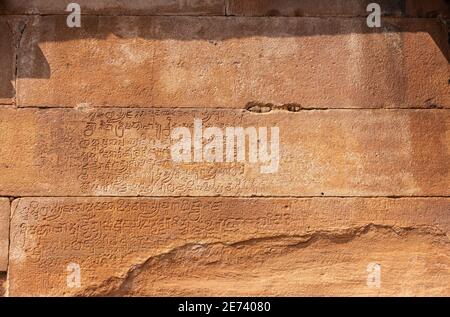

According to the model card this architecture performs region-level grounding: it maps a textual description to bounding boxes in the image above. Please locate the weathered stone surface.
[0,199,10,272]
[2,2,450,297]
[0,17,17,105]
[0,0,225,15]
[17,16,449,108]
[8,197,450,296]
[0,108,449,197]
[227,0,449,17]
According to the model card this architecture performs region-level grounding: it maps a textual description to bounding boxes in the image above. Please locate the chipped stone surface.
[8,197,450,296]
[0,199,10,272]
[227,0,449,17]
[16,16,449,108]
[0,0,225,15]
[0,108,449,197]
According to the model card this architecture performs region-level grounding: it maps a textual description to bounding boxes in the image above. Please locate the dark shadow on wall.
[0,0,449,99]
[0,18,15,101]
[0,0,449,17]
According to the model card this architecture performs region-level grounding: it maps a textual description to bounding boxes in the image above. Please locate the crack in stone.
[74,223,450,296]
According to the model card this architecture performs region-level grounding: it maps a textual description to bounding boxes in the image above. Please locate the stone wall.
[0,0,449,296]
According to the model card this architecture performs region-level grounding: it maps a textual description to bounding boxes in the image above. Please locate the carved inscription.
[8,197,450,296]
[0,108,449,196]
[75,109,252,195]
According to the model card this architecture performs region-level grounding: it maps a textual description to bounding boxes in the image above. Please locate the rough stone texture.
[16,16,449,109]
[0,199,10,272]
[0,17,17,105]
[8,197,450,296]
[227,0,450,17]
[0,108,449,197]
[0,0,225,15]
[2,1,450,298]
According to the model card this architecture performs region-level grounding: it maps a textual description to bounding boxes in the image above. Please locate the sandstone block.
[17,16,449,108]
[8,197,450,296]
[0,108,449,197]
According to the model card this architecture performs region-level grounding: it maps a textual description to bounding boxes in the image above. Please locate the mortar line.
[0,14,444,20]
[11,106,450,111]
[2,195,450,199]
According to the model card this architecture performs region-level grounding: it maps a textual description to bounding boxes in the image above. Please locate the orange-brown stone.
[16,16,449,108]
[8,197,450,296]
[0,108,449,197]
